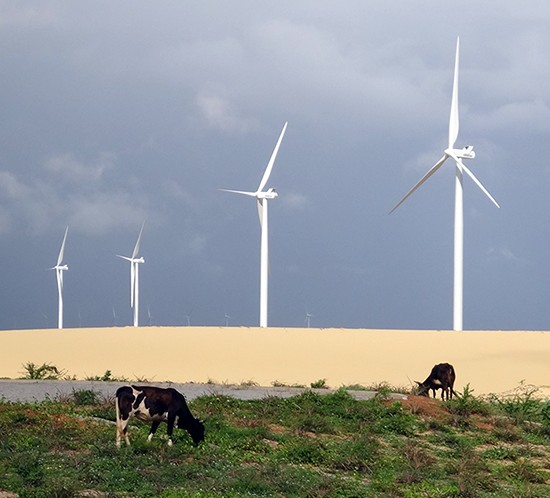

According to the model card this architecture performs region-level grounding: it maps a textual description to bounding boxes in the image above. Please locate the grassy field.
[0,384,549,497]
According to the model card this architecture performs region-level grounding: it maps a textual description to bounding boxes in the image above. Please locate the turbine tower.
[221,121,288,328]
[117,223,145,327]
[390,37,499,331]
[51,226,69,329]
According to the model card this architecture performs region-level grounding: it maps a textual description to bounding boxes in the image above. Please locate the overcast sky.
[0,1,549,331]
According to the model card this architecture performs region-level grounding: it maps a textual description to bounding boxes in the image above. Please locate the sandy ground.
[0,326,549,397]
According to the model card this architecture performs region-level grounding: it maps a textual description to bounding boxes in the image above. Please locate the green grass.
[0,387,548,497]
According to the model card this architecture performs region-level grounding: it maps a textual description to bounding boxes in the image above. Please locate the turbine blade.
[457,158,500,208]
[389,155,448,214]
[449,37,460,149]
[132,222,145,259]
[219,188,256,197]
[57,226,69,266]
[257,198,263,227]
[117,255,132,262]
[257,121,287,193]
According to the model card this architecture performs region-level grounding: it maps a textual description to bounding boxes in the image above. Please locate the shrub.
[21,362,66,380]
[310,378,328,389]
[72,389,101,406]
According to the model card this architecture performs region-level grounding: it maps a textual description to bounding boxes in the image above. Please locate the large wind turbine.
[51,226,69,329]
[117,223,145,327]
[221,121,288,328]
[390,37,499,331]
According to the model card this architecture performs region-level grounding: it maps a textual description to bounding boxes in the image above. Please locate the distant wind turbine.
[305,311,313,329]
[220,122,288,328]
[390,37,499,331]
[117,223,145,327]
[50,226,69,329]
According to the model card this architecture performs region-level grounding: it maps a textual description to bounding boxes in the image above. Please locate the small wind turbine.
[50,226,69,329]
[305,311,313,328]
[390,37,499,331]
[184,310,192,326]
[224,312,231,327]
[117,223,145,327]
[220,122,288,328]
[112,306,118,326]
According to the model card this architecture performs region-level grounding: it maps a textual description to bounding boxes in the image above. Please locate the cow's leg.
[116,416,131,447]
[147,421,162,443]
[166,415,176,446]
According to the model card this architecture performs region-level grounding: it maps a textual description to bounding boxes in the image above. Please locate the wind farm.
[0,21,548,335]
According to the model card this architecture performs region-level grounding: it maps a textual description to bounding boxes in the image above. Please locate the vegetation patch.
[0,386,548,497]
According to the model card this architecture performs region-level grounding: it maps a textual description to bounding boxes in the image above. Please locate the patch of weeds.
[445,384,489,427]
[448,446,497,497]
[85,370,113,381]
[85,370,129,382]
[20,362,66,380]
[71,388,101,406]
[239,379,259,387]
[508,457,547,484]
[342,383,368,391]
[369,399,419,436]
[326,435,379,472]
[489,381,546,426]
[271,380,305,388]
[310,378,328,389]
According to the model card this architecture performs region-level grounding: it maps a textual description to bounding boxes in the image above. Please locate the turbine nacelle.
[257,188,278,200]
[446,145,475,160]
[54,265,69,271]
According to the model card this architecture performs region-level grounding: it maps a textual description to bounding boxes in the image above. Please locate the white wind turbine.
[117,223,145,327]
[50,226,69,329]
[390,37,499,332]
[221,122,288,328]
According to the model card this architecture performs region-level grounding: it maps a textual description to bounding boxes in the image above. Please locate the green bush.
[20,362,66,380]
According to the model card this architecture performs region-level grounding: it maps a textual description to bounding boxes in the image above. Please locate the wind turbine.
[50,226,69,329]
[184,310,192,326]
[305,311,313,329]
[220,121,288,328]
[117,223,145,327]
[390,37,499,332]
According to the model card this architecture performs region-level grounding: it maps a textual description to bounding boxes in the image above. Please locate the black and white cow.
[115,385,205,447]
[415,363,457,401]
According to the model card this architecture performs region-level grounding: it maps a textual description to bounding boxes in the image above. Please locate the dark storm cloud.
[0,1,549,330]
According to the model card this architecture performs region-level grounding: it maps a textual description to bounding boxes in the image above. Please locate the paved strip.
[0,379,406,403]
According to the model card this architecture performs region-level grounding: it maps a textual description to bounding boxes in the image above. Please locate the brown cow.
[416,363,456,400]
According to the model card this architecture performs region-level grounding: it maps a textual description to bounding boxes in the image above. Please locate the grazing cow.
[416,363,456,400]
[115,385,205,447]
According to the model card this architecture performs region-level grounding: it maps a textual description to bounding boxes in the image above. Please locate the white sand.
[0,327,548,397]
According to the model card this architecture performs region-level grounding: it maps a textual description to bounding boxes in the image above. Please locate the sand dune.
[0,327,548,397]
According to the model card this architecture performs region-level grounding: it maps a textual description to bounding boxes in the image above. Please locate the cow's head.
[179,417,205,446]
[414,381,430,397]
